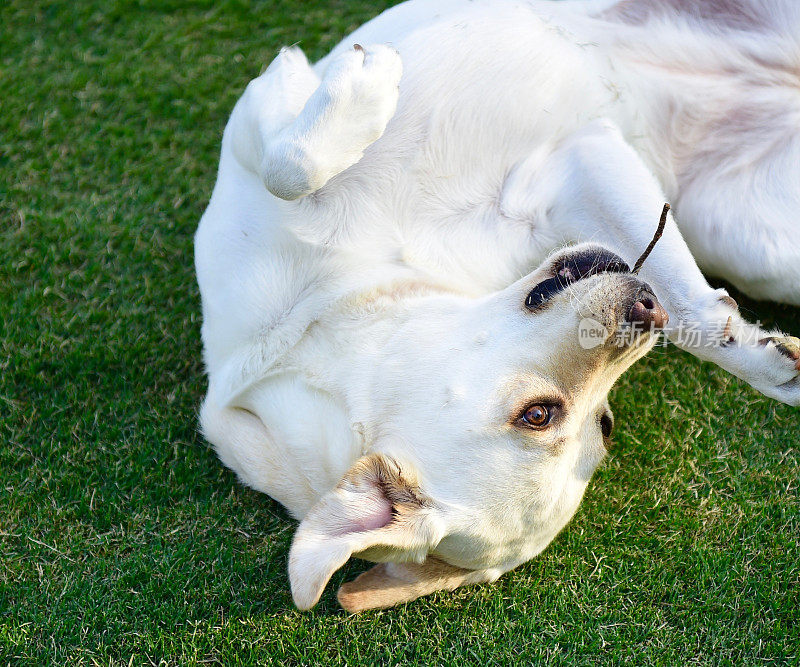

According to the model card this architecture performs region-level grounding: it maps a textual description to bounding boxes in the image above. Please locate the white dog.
[195,0,800,612]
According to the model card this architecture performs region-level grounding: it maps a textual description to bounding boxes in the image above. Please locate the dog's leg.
[227,44,402,200]
[505,119,800,405]
[670,136,800,307]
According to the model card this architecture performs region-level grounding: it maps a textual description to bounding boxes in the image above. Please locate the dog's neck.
[281,277,468,447]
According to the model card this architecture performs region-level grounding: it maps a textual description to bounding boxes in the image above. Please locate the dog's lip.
[525,250,631,311]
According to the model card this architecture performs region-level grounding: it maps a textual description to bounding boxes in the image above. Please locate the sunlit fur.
[196,0,800,611]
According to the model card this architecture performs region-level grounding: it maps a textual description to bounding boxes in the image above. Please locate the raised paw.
[719,329,800,405]
[318,43,403,143]
[251,43,403,200]
[229,45,321,181]
[260,43,403,199]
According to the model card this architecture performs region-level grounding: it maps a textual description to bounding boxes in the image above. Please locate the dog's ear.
[336,557,489,613]
[288,453,445,610]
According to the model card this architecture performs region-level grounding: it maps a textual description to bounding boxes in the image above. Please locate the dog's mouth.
[525,249,631,311]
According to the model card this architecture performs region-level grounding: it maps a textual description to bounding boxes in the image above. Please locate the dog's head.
[289,243,667,609]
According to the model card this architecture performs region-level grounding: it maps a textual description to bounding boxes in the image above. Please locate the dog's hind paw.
[315,43,403,157]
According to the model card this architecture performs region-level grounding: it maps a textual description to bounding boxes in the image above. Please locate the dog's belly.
[305,0,626,295]
[309,0,800,303]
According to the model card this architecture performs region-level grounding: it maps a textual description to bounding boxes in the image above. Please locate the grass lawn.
[2,0,799,664]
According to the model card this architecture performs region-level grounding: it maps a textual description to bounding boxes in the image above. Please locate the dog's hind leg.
[505,119,800,404]
[227,44,402,200]
[670,133,800,306]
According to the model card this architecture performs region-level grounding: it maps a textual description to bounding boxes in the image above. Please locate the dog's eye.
[520,404,554,429]
[600,412,614,439]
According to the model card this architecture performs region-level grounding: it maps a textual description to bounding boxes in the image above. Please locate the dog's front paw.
[673,291,800,405]
[760,335,800,366]
[715,328,800,406]
[752,335,800,403]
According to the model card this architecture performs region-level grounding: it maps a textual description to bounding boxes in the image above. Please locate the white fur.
[195,0,800,610]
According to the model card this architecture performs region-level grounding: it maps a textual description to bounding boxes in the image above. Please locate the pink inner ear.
[351,497,393,532]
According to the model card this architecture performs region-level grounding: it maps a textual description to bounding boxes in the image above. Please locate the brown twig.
[632,203,670,275]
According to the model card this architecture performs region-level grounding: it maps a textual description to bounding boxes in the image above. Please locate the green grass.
[1,0,799,664]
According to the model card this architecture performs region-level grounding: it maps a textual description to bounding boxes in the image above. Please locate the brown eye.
[521,404,552,429]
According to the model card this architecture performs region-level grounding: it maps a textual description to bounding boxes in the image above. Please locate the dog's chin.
[612,326,661,364]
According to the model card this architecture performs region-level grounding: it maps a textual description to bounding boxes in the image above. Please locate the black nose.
[627,290,669,330]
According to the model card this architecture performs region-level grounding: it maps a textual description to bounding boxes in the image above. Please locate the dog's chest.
[307,6,625,292]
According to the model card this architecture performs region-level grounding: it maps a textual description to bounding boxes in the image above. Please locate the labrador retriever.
[194,0,800,611]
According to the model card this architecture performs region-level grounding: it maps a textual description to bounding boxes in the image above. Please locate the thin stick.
[632,203,670,275]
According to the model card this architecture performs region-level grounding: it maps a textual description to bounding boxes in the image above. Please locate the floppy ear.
[336,557,494,613]
[288,453,445,610]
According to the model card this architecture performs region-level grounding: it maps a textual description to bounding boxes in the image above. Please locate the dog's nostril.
[627,290,669,331]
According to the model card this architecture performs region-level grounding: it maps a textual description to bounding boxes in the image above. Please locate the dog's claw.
[719,294,739,311]
[722,316,735,345]
[759,336,800,362]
